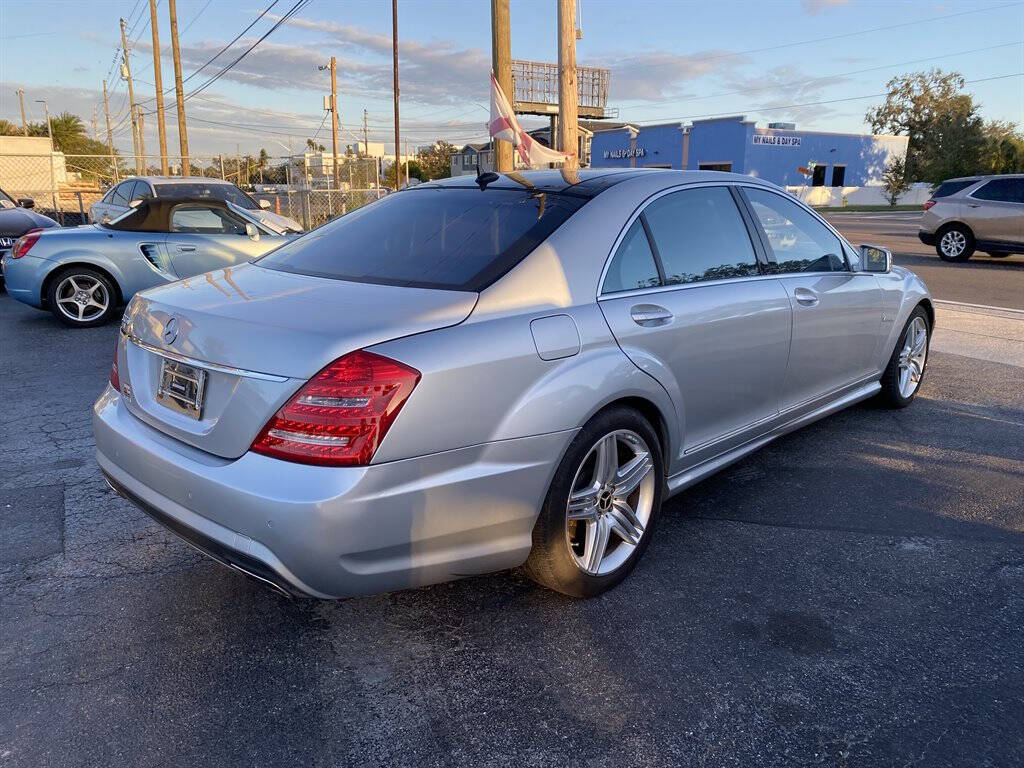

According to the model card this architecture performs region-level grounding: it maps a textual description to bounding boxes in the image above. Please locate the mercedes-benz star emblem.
[162,317,179,345]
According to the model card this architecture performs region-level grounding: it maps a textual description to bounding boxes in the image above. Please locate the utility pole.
[102,81,119,182]
[236,144,241,184]
[120,17,142,175]
[363,109,369,156]
[16,88,28,136]
[36,100,59,216]
[404,139,409,188]
[137,107,146,170]
[219,154,225,180]
[557,0,579,172]
[149,0,169,175]
[92,106,99,141]
[329,56,340,190]
[490,0,512,173]
[168,0,190,175]
[392,0,401,190]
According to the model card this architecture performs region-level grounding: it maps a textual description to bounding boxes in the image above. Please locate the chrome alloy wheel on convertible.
[54,273,110,324]
[566,429,656,576]
[897,315,929,399]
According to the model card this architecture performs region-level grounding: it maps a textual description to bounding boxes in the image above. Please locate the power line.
[180,0,214,36]
[180,0,280,88]
[632,72,1024,125]
[605,2,1023,69]
[184,0,311,102]
[627,41,1024,111]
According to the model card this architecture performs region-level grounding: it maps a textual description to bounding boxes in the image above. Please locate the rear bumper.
[93,386,573,599]
[2,253,47,307]
[918,230,936,246]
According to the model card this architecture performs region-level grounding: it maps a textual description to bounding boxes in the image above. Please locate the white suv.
[919,175,1023,261]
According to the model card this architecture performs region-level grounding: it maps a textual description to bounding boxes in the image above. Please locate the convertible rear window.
[256,187,587,291]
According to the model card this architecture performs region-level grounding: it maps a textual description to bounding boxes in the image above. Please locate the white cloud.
[802,0,853,14]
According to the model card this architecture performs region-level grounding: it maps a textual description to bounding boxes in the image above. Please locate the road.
[824,211,1024,310]
[2,239,1023,766]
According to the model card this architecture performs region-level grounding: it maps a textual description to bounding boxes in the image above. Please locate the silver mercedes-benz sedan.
[93,169,932,599]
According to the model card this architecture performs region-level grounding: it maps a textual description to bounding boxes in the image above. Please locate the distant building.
[590,116,908,187]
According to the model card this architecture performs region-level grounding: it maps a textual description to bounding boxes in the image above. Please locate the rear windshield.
[932,180,977,198]
[155,183,257,209]
[256,187,587,291]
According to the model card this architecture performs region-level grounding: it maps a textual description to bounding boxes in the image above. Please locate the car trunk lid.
[119,262,477,458]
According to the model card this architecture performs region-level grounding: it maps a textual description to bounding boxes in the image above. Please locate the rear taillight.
[109,339,121,391]
[251,350,420,467]
[923,200,936,211]
[11,228,43,259]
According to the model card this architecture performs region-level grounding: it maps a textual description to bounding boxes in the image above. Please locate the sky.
[1,0,1022,160]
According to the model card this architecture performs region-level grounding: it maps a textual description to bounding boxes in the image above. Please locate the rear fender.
[369,303,680,466]
[39,252,130,305]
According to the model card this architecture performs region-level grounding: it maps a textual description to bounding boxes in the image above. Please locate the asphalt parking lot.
[2,220,1023,767]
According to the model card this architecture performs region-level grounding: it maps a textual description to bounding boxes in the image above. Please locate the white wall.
[785,184,933,207]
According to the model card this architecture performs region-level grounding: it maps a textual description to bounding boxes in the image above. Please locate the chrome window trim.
[596,179,870,302]
[125,332,289,382]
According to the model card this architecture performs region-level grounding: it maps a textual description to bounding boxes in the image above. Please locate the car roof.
[417,168,777,199]
[942,174,1024,183]
[103,196,237,232]
[139,176,236,186]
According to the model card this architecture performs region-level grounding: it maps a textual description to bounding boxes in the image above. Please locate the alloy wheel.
[940,230,966,259]
[55,274,109,324]
[897,316,928,398]
[565,429,656,576]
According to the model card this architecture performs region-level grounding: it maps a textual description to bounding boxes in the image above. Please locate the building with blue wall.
[589,115,908,187]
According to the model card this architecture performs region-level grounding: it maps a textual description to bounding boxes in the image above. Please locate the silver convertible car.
[94,170,932,599]
[4,197,291,327]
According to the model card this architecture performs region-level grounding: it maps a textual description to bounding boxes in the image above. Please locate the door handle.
[793,287,819,307]
[176,245,196,252]
[630,304,673,326]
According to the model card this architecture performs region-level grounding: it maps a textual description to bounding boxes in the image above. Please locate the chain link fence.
[0,152,389,228]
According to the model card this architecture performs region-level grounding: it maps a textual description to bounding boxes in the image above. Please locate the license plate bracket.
[156,358,207,420]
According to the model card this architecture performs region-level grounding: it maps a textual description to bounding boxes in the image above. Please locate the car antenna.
[475,160,499,191]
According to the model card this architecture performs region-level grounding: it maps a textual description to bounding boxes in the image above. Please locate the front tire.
[46,267,118,328]
[878,306,930,408]
[936,224,974,262]
[524,406,664,598]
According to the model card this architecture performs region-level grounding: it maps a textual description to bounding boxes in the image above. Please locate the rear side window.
[603,219,661,293]
[972,178,1024,203]
[171,205,246,235]
[643,186,760,285]
[110,182,131,206]
[933,180,977,198]
[257,187,586,291]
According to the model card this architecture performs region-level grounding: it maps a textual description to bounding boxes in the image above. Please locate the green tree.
[881,156,911,207]
[865,69,985,183]
[416,140,457,180]
[981,120,1024,174]
[306,138,325,152]
[384,159,424,188]
[0,119,20,136]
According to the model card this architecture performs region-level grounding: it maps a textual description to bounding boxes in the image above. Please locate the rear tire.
[936,224,974,262]
[878,306,930,408]
[46,266,118,328]
[524,406,664,598]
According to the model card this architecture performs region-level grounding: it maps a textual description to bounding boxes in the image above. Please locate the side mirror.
[859,244,892,273]
[17,197,35,209]
[258,199,271,210]
[245,222,260,242]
